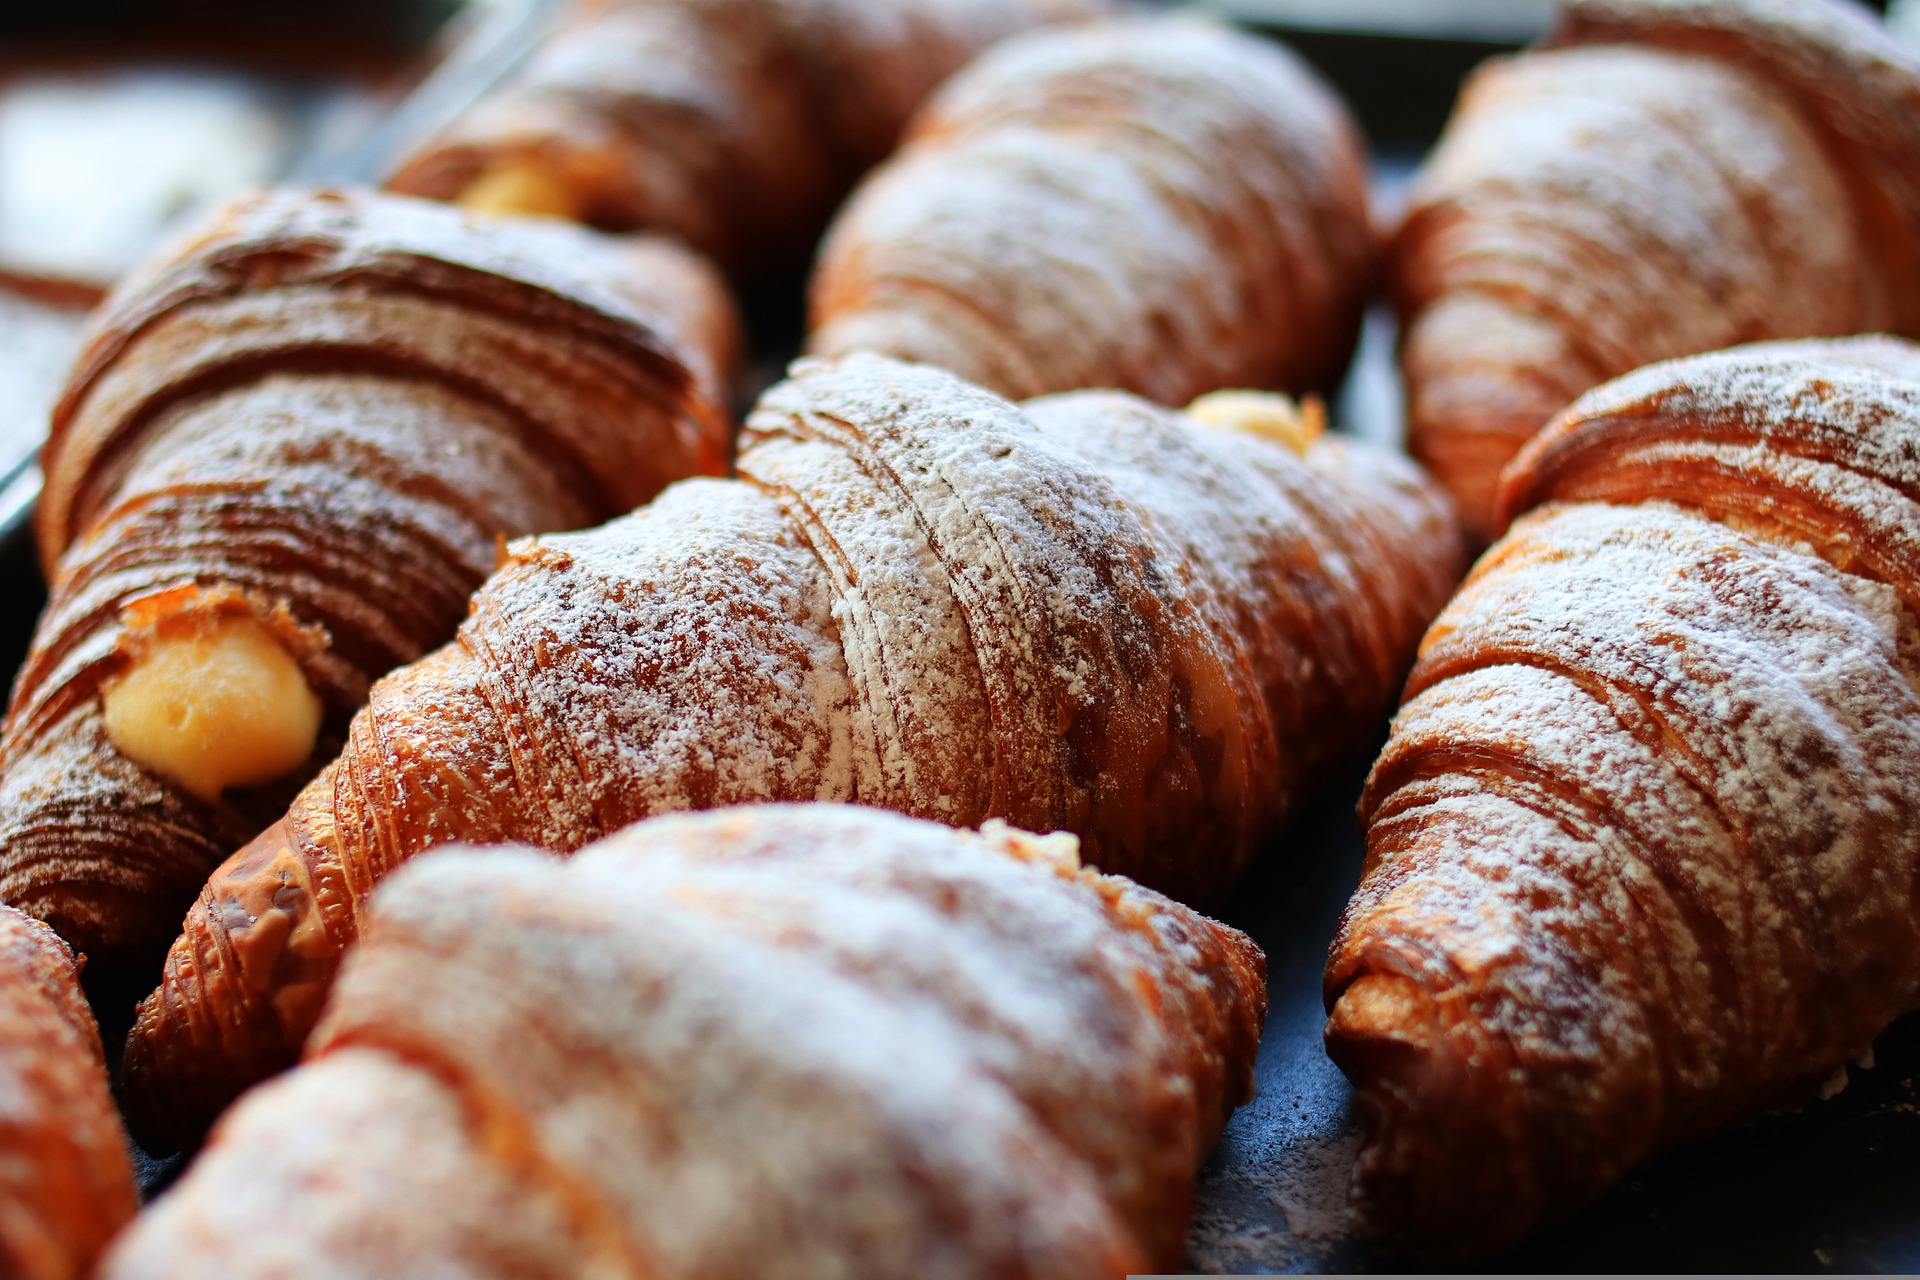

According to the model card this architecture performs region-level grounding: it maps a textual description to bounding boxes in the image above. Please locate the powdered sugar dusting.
[1331,337,1920,1255]
[114,804,1266,1275]
[1397,0,1920,533]
[808,15,1372,404]
[0,186,736,967]
[131,351,1463,1125]
[389,0,1114,272]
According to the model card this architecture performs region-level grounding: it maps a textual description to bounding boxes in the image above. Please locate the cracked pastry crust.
[0,187,739,972]
[122,351,1462,1152]
[807,16,1372,405]
[1327,336,1920,1259]
[1392,0,1920,538]
[102,804,1267,1280]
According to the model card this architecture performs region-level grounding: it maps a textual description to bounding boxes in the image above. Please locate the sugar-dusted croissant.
[386,0,1111,276]
[0,187,738,972]
[104,805,1264,1278]
[123,352,1463,1151]
[806,16,1371,405]
[0,904,138,1280]
[1325,335,1920,1260]
[1394,0,1920,539]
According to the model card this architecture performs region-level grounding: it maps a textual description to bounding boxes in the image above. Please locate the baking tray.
[2,7,1919,1273]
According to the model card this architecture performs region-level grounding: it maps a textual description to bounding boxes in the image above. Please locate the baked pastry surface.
[122,351,1463,1151]
[388,0,1113,276]
[104,803,1266,1279]
[808,15,1372,405]
[1394,0,1920,537]
[1329,336,1920,1258]
[0,187,738,970]
[0,904,137,1280]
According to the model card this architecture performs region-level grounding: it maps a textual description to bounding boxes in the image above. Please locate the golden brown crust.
[806,16,1372,404]
[123,351,1462,1152]
[1393,0,1920,539]
[386,0,1113,276]
[1549,0,1920,314]
[0,905,138,1280]
[105,804,1266,1278]
[1327,336,1920,1259]
[0,188,740,969]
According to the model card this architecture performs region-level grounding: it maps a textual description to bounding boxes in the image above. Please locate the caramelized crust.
[0,188,739,970]
[1394,0,1920,538]
[124,352,1462,1151]
[1328,336,1920,1259]
[0,905,138,1280]
[807,16,1372,404]
[386,0,1112,276]
[104,804,1267,1278]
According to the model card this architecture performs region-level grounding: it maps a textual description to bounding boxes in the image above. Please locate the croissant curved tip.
[1323,970,1541,1262]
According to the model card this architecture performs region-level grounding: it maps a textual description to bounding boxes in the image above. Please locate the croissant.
[1393,0,1920,539]
[121,351,1463,1151]
[806,16,1372,405]
[0,904,138,1280]
[103,803,1266,1278]
[1325,335,1920,1260]
[385,0,1111,275]
[0,187,738,972]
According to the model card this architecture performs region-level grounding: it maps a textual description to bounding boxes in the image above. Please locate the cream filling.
[456,154,585,222]
[1185,389,1327,455]
[103,612,322,800]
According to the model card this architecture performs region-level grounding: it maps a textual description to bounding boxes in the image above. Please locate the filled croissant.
[0,187,738,972]
[1394,0,1920,538]
[123,351,1463,1151]
[807,16,1371,405]
[104,803,1266,1278]
[0,904,138,1280]
[386,0,1110,275]
[1326,336,1920,1259]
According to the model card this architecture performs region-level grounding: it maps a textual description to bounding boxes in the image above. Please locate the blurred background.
[0,0,1907,665]
[0,0,1907,627]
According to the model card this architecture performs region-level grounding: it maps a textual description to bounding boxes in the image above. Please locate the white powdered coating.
[102,1051,592,1280]
[127,351,1459,1143]
[737,432,995,820]
[115,806,1265,1277]
[1553,0,1920,281]
[743,355,1187,844]
[0,185,736,965]
[389,0,1113,271]
[1333,336,1920,1255]
[808,15,1370,404]
[1025,389,1464,795]
[0,906,135,1278]
[1502,336,1920,600]
[1528,334,1920,483]
[1396,500,1920,1059]
[1395,0,1920,534]
[375,478,856,854]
